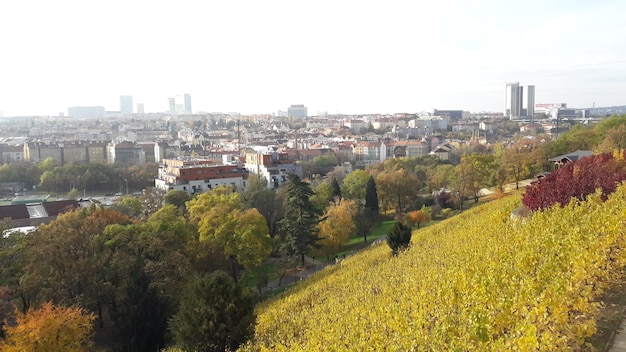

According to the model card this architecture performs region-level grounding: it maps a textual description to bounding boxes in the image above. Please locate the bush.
[441,208,452,219]
[386,222,412,256]
[522,153,626,211]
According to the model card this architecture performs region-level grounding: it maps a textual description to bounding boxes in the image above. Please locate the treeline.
[0,160,158,194]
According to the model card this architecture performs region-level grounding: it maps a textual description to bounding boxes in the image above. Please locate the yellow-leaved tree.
[1,302,95,352]
[405,209,431,229]
[317,198,357,256]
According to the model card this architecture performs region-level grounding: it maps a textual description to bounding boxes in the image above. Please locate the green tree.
[386,221,412,256]
[279,174,321,266]
[111,196,143,218]
[364,175,379,213]
[163,189,190,210]
[341,169,370,202]
[170,271,256,352]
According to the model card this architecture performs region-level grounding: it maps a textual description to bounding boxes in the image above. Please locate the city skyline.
[1,0,625,117]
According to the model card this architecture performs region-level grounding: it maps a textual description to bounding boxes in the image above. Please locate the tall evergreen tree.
[365,175,379,213]
[279,174,321,266]
[331,178,342,200]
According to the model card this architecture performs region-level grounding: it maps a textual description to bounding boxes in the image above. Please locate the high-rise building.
[504,82,521,119]
[184,94,192,114]
[287,104,307,118]
[120,95,134,115]
[168,97,176,114]
[523,85,535,119]
[505,82,535,119]
[136,103,145,114]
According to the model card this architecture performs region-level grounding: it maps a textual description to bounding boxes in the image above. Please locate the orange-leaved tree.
[1,301,95,352]
[405,209,431,229]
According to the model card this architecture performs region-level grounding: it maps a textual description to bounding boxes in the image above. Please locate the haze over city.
[1,0,625,117]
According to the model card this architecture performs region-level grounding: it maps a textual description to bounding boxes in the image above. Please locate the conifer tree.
[386,221,412,256]
[331,178,342,199]
[365,175,379,213]
[279,174,321,266]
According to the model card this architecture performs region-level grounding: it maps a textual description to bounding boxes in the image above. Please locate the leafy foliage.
[170,271,256,352]
[317,198,357,255]
[0,302,95,352]
[405,210,431,229]
[522,153,626,211]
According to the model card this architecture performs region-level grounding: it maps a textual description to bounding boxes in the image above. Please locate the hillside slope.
[242,186,626,351]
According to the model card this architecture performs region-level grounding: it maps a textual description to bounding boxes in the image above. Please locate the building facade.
[244,151,302,189]
[287,104,307,118]
[155,158,248,194]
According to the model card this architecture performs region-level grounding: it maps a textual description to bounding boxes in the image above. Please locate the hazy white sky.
[1,0,625,116]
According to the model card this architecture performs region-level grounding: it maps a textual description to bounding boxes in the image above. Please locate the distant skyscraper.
[523,85,535,119]
[168,97,176,114]
[120,95,134,115]
[287,104,307,118]
[184,94,192,114]
[504,82,521,119]
[136,103,145,114]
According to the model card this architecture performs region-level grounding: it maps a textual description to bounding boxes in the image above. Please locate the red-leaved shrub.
[522,153,626,211]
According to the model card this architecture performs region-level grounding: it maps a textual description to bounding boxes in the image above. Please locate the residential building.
[394,140,429,158]
[0,144,24,164]
[25,141,109,165]
[137,103,145,114]
[433,109,463,120]
[245,151,302,189]
[120,95,133,115]
[107,141,146,165]
[353,140,387,163]
[155,158,248,194]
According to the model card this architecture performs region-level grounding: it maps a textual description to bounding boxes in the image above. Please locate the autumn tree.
[522,153,626,211]
[170,271,256,352]
[279,174,321,266]
[376,168,419,213]
[317,198,357,256]
[0,302,95,352]
[454,153,495,207]
[386,221,412,256]
[187,187,272,279]
[405,209,431,229]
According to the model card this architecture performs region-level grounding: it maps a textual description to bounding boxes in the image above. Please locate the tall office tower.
[136,103,145,114]
[184,94,192,113]
[168,97,176,113]
[120,95,134,115]
[504,82,522,119]
[523,85,535,120]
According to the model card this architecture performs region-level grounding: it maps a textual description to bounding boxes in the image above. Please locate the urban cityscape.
[2,0,626,351]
